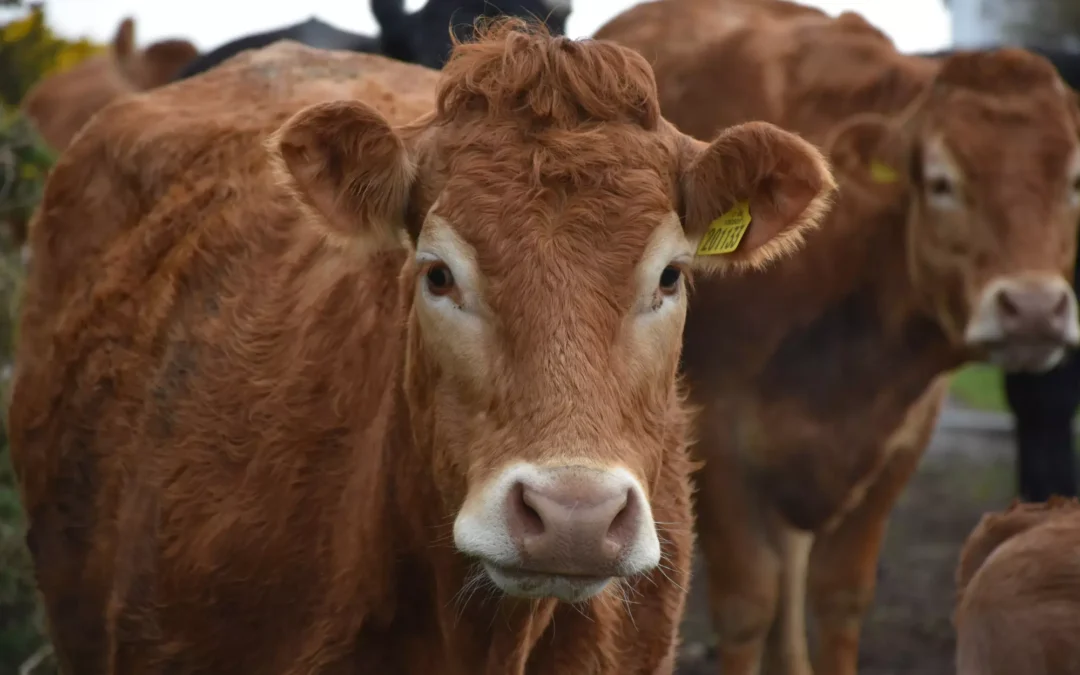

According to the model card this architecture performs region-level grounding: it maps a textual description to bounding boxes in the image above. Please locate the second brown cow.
[596,1,1080,674]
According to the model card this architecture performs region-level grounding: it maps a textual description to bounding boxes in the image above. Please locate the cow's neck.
[782,194,959,400]
[685,188,963,414]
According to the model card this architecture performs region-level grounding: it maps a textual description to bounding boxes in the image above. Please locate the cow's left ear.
[681,121,836,273]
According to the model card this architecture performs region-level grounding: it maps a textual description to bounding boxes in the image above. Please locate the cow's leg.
[804,446,921,675]
[807,382,946,675]
[696,455,782,675]
[761,528,815,675]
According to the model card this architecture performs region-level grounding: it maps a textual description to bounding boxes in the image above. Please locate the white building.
[948,0,1013,46]
[949,0,1080,49]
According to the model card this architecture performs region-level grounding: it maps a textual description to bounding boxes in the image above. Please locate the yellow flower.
[1,14,36,43]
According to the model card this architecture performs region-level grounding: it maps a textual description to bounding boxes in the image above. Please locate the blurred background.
[1,1,1079,674]
[1,0,953,53]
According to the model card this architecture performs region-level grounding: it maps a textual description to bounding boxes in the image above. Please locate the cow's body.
[954,498,1080,675]
[921,45,1080,504]
[10,24,836,675]
[176,0,571,80]
[596,2,1080,674]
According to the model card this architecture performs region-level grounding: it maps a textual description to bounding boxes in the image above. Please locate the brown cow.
[9,23,836,675]
[954,498,1080,675]
[20,16,198,153]
[596,2,1080,674]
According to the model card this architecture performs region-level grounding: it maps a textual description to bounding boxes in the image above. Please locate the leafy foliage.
[0,3,105,108]
[0,110,55,247]
[0,242,42,673]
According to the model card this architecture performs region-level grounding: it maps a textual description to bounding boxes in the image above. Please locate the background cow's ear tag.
[696,200,752,255]
[870,159,899,184]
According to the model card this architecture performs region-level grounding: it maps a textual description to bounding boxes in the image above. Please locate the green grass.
[949,363,1008,412]
[950,362,1080,427]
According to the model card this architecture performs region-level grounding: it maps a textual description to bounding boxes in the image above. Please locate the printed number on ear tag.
[870,160,899,184]
[696,200,752,256]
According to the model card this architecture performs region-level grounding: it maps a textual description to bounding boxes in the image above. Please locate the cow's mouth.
[482,562,612,603]
[978,340,1071,373]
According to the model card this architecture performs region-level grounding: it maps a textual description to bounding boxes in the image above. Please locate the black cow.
[175,0,571,81]
[373,0,571,69]
[919,45,1080,503]
[175,17,378,80]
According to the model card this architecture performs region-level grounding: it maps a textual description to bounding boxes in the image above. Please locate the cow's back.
[955,499,1080,675]
[594,0,790,140]
[595,0,937,143]
[10,42,438,673]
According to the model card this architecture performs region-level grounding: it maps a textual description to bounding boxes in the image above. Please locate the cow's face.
[829,49,1080,372]
[273,23,835,602]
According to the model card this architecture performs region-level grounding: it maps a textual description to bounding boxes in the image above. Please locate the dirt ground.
[673,422,1018,675]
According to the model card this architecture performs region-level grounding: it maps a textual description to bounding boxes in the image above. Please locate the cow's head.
[828,48,1080,372]
[20,17,198,152]
[273,21,834,602]
[376,0,572,70]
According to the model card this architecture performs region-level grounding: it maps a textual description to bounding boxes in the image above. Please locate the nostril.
[604,488,638,551]
[996,290,1021,318]
[510,482,546,537]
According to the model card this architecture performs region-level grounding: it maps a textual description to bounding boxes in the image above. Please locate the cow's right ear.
[824,113,909,198]
[112,18,136,61]
[271,100,415,249]
[681,121,836,273]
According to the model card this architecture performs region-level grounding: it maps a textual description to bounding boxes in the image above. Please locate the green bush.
[0,110,55,248]
[0,30,51,675]
[0,244,44,674]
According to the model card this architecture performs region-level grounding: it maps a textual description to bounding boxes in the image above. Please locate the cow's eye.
[659,265,682,295]
[425,263,455,296]
[927,176,953,197]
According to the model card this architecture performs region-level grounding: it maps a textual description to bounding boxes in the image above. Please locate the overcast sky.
[0,0,953,54]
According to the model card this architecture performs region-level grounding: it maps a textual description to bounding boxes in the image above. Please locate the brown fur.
[954,498,1080,675]
[596,2,1080,674]
[20,17,198,153]
[9,21,835,675]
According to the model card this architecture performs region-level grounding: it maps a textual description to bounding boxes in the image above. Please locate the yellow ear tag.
[696,200,752,256]
[870,159,899,184]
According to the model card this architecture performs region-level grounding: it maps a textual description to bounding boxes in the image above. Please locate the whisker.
[618,581,639,631]
[655,564,687,594]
